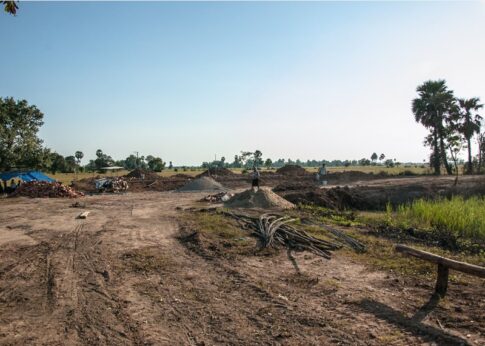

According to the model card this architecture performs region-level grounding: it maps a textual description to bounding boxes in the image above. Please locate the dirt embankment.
[281,176,485,210]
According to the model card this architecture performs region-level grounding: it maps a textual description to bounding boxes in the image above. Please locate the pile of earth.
[224,187,295,209]
[10,181,84,198]
[276,165,309,176]
[125,168,159,180]
[273,181,317,192]
[326,170,389,184]
[170,173,192,179]
[282,182,485,211]
[178,176,225,192]
[197,167,236,177]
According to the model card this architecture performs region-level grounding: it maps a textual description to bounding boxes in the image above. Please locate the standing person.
[317,163,327,186]
[251,166,260,192]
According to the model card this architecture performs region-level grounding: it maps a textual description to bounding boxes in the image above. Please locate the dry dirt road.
[0,192,483,345]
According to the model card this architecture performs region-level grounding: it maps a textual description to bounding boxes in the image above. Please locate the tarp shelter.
[0,171,55,183]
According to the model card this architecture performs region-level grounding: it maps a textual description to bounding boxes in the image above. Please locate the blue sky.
[1,1,485,165]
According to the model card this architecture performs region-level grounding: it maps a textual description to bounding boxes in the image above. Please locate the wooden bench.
[395,244,485,297]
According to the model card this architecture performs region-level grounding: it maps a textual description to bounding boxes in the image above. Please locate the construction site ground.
[0,176,484,345]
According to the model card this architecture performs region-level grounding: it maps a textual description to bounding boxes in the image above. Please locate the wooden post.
[435,263,449,297]
[395,244,485,298]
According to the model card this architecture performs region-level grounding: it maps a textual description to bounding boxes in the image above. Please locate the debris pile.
[276,165,309,176]
[125,168,159,180]
[10,181,84,198]
[95,177,129,193]
[178,176,225,192]
[197,167,236,178]
[201,192,234,203]
[224,187,295,209]
[224,212,340,259]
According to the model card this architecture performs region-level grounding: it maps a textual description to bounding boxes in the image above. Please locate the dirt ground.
[0,190,484,345]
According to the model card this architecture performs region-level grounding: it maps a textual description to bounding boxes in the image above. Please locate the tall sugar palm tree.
[456,98,483,174]
[412,80,455,175]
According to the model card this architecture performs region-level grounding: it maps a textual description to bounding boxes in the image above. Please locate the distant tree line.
[201,150,416,170]
[0,97,168,174]
[1,95,454,176]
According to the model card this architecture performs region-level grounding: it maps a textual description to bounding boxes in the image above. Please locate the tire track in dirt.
[176,233,362,345]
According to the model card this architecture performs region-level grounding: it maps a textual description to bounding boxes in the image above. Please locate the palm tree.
[456,98,483,174]
[412,80,455,175]
[75,151,84,165]
[2,1,18,15]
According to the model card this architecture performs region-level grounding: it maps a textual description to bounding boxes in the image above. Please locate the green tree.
[49,153,67,174]
[146,156,165,172]
[456,98,483,174]
[75,151,84,165]
[412,80,455,175]
[264,158,272,170]
[254,150,263,167]
[94,149,114,171]
[379,153,385,162]
[384,159,395,168]
[0,97,47,171]
[2,1,17,15]
[371,152,378,163]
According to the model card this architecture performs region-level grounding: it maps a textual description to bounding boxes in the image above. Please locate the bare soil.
[0,189,483,345]
[281,175,485,210]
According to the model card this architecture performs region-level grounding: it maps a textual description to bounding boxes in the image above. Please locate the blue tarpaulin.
[0,171,55,183]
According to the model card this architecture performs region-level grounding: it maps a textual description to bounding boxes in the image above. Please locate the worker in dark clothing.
[9,179,17,193]
[251,167,260,192]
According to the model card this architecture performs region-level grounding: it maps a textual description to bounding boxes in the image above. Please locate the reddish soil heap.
[276,165,309,176]
[125,168,159,180]
[197,167,236,177]
[10,181,84,198]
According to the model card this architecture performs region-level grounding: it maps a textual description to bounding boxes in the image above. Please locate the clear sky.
[1,1,485,165]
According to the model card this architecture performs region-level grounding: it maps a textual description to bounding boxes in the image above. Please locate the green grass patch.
[342,228,484,281]
[297,204,364,227]
[389,196,485,242]
[192,212,248,239]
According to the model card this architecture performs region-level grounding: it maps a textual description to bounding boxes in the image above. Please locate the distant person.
[0,181,4,195]
[17,179,21,187]
[252,167,260,192]
[7,179,17,194]
[316,163,327,186]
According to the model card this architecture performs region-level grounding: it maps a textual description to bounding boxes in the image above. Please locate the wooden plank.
[77,211,90,219]
[395,244,485,278]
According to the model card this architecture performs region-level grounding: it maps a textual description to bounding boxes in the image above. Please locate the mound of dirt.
[273,181,316,192]
[197,167,236,177]
[276,165,308,176]
[170,173,192,179]
[224,187,295,209]
[283,186,366,210]
[178,176,225,192]
[125,168,159,180]
[283,181,485,211]
[10,181,84,198]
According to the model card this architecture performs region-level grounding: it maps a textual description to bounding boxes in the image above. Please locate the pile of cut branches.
[223,212,342,259]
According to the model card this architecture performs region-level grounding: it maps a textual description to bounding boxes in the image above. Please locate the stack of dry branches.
[223,212,342,259]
